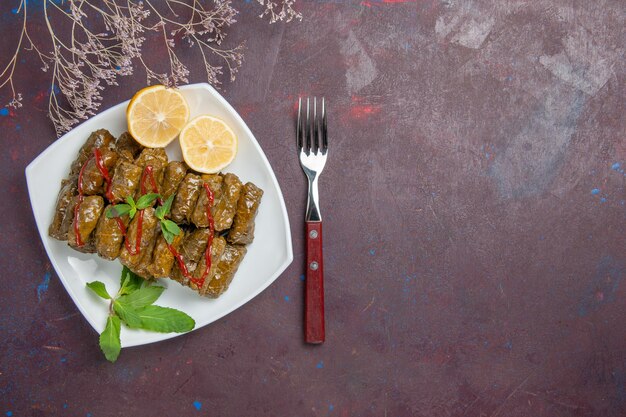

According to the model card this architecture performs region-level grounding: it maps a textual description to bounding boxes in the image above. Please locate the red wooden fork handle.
[305,221,325,344]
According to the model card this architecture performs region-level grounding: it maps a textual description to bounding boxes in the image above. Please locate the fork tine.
[297,97,303,150]
[321,97,328,153]
[313,97,319,154]
[305,97,311,153]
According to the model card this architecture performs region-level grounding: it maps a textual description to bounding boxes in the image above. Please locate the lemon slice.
[179,115,238,173]
[126,85,190,147]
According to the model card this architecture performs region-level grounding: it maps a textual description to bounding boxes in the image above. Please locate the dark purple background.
[1,1,625,416]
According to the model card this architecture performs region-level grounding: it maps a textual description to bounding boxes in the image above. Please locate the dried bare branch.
[0,0,300,136]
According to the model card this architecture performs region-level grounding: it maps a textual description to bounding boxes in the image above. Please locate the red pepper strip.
[189,184,215,288]
[167,184,215,288]
[93,148,113,201]
[140,165,162,205]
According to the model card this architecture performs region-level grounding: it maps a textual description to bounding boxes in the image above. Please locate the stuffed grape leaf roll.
[213,173,242,231]
[94,206,129,260]
[115,132,143,163]
[203,244,247,298]
[189,235,226,294]
[68,195,105,253]
[227,182,263,245]
[147,230,185,278]
[171,228,210,285]
[49,179,77,240]
[119,207,158,272]
[109,162,143,203]
[134,148,168,198]
[80,147,119,196]
[160,161,188,201]
[70,129,115,177]
[190,174,222,228]
[170,173,202,224]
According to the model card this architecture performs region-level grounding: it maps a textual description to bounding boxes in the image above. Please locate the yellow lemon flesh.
[179,115,238,173]
[126,85,190,148]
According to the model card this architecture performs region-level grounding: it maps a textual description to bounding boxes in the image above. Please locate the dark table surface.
[1,1,625,416]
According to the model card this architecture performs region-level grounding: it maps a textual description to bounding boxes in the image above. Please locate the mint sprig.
[155,195,181,244]
[86,266,195,362]
[105,193,160,220]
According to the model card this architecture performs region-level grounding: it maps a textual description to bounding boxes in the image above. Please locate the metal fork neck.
[305,173,321,222]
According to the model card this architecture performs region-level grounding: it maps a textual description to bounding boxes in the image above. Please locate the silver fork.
[297,97,328,344]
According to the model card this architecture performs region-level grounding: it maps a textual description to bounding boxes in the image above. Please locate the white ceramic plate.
[26,83,293,347]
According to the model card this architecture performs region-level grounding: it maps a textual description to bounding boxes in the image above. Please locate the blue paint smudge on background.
[63,403,68,409]
[612,162,621,171]
[284,295,290,302]
[591,188,600,195]
[299,274,305,281]
[37,272,51,302]
[6,412,13,417]
[329,404,334,411]
[316,361,324,369]
[61,357,67,363]
[369,249,375,255]
[193,401,202,411]
[577,256,624,317]
[504,340,513,350]
[86,413,92,417]
[601,197,607,203]
[0,108,9,116]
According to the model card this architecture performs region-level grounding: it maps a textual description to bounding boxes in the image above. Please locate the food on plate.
[190,235,226,294]
[204,244,247,298]
[191,174,222,228]
[109,162,143,203]
[147,231,185,278]
[170,173,203,224]
[179,115,238,173]
[70,129,115,176]
[49,128,260,299]
[161,161,188,201]
[212,173,242,231]
[126,85,190,148]
[68,195,105,253]
[48,179,77,240]
[227,182,263,245]
[115,131,143,163]
[171,227,211,285]
[80,147,118,196]
[94,207,129,260]
[119,207,159,269]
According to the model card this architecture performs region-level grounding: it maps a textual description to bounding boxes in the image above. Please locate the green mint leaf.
[113,300,142,328]
[136,193,160,210]
[135,305,195,333]
[118,266,144,296]
[162,227,175,244]
[126,195,136,207]
[162,219,181,236]
[117,285,165,309]
[155,194,175,219]
[106,204,131,218]
[155,206,165,220]
[129,206,137,219]
[99,315,121,362]
[86,281,111,299]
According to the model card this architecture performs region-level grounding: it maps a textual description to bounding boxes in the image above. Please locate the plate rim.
[25,82,293,347]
